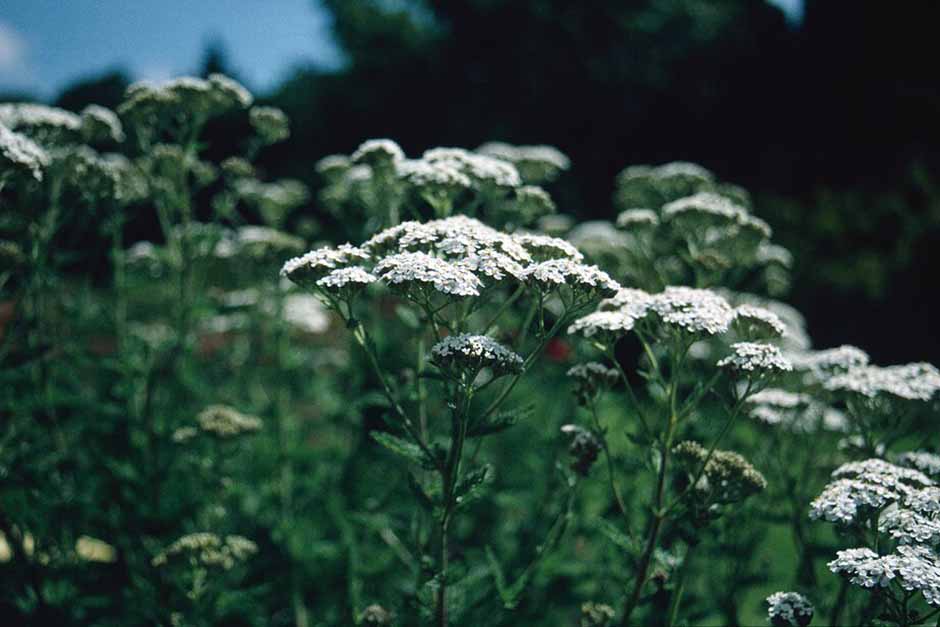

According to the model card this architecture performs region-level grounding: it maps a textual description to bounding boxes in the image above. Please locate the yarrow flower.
[810,459,933,524]
[567,310,641,340]
[788,345,870,381]
[732,305,787,340]
[363,216,530,263]
[423,147,521,189]
[520,259,620,299]
[375,251,483,297]
[828,545,940,606]
[430,334,523,379]
[718,342,792,374]
[249,106,290,145]
[646,287,735,336]
[196,405,263,438]
[512,233,583,262]
[579,601,616,627]
[80,105,125,144]
[766,591,814,627]
[615,208,660,229]
[878,508,940,545]
[561,424,602,477]
[673,440,767,505]
[281,244,370,287]
[397,158,472,190]
[897,451,940,478]
[825,362,940,401]
[152,533,257,570]
[567,362,619,404]
[316,266,377,294]
[0,103,82,144]
[0,123,49,181]
[351,138,405,168]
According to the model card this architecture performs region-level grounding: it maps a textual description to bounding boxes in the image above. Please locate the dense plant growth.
[2,75,939,626]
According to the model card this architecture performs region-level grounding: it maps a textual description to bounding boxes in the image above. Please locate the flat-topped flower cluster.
[281,215,618,307]
[811,458,940,609]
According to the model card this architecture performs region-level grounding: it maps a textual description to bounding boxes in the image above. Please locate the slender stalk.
[665,545,695,627]
[588,399,631,532]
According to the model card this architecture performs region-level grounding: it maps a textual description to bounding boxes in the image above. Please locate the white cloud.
[0,20,27,71]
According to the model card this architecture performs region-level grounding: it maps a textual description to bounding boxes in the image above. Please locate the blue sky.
[0,0,343,98]
[0,0,802,100]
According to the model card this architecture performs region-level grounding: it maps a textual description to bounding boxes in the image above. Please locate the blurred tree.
[54,70,130,112]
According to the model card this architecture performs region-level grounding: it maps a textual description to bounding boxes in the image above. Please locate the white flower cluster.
[397,158,472,190]
[825,362,940,402]
[897,451,940,478]
[747,388,847,432]
[565,220,630,257]
[80,104,125,143]
[756,242,794,269]
[315,154,351,177]
[615,208,660,229]
[0,103,82,143]
[151,533,258,570]
[570,286,739,340]
[765,591,814,627]
[520,258,620,296]
[363,216,529,264]
[619,161,714,186]
[513,233,583,262]
[810,459,933,524]
[316,266,377,291]
[647,287,736,335]
[196,405,263,438]
[879,508,940,545]
[567,362,619,384]
[423,147,521,188]
[788,345,870,381]
[476,141,571,172]
[282,294,330,334]
[0,123,49,181]
[718,342,792,374]
[828,545,940,606]
[281,244,370,286]
[431,334,523,378]
[375,251,483,297]
[351,138,406,167]
[732,305,787,339]
[663,192,771,239]
[567,310,640,339]
[249,106,290,145]
[120,74,252,123]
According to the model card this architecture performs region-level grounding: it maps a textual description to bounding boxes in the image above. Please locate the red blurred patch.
[545,337,571,362]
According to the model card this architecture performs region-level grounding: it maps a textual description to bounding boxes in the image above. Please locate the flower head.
[249,106,290,145]
[375,251,482,297]
[732,305,787,340]
[825,362,940,401]
[431,334,523,379]
[828,545,940,606]
[718,342,792,374]
[0,123,48,181]
[351,138,405,168]
[520,259,620,299]
[152,533,257,570]
[561,424,602,477]
[281,244,370,287]
[80,105,125,143]
[196,405,263,438]
[766,591,814,627]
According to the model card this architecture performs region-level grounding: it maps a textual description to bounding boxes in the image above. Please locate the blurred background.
[3,0,939,365]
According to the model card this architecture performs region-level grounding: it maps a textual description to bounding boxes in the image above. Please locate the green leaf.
[395,304,421,330]
[595,518,636,553]
[454,464,492,508]
[370,431,433,468]
[468,403,534,438]
[485,546,529,609]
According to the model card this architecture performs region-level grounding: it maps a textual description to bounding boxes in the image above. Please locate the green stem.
[665,545,695,627]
